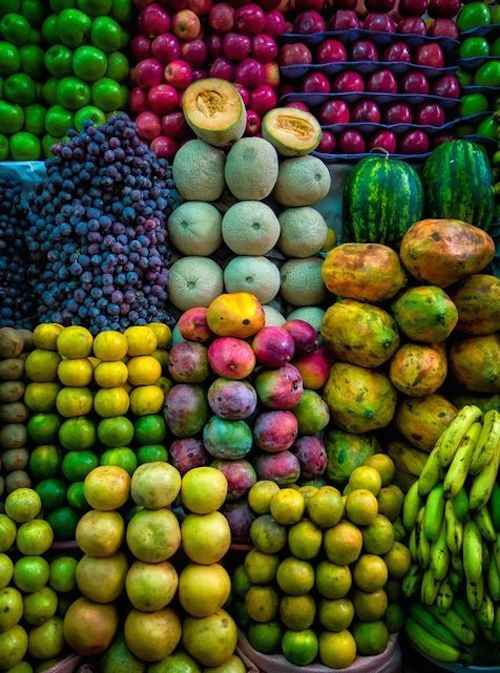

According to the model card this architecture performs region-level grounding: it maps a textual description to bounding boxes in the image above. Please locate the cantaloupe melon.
[168,202,222,256]
[287,306,326,333]
[274,156,331,207]
[224,137,279,200]
[263,305,286,326]
[168,257,224,311]
[278,207,328,258]
[172,140,225,202]
[223,256,281,304]
[280,258,327,307]
[262,107,321,157]
[182,79,246,148]
[222,202,280,256]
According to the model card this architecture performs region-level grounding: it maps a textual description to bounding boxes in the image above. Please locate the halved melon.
[182,78,246,148]
[262,107,321,157]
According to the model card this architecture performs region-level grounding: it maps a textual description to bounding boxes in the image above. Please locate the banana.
[466,576,484,611]
[436,579,454,613]
[409,529,418,561]
[402,563,421,598]
[478,594,495,630]
[417,508,431,568]
[430,524,449,581]
[409,603,461,648]
[392,517,405,542]
[449,569,463,592]
[437,405,483,468]
[494,535,500,575]
[387,441,428,477]
[469,410,498,474]
[428,606,476,646]
[403,480,422,531]
[469,440,500,510]
[451,553,464,574]
[452,597,479,634]
[463,520,483,582]
[452,488,470,523]
[490,483,500,532]
[493,607,500,645]
[405,617,463,664]
[417,445,443,497]
[421,568,440,606]
[445,499,463,555]
[488,557,500,601]
[423,484,445,543]
[475,506,496,542]
[443,422,481,498]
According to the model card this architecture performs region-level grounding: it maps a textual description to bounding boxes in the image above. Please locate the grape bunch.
[25,113,180,333]
[0,173,36,329]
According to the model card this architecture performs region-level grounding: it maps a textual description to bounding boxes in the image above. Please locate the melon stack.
[167,78,334,330]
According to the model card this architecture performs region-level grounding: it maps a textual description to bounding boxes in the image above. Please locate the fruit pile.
[402,406,500,666]
[129,0,286,157]
[232,454,409,669]
[25,114,178,331]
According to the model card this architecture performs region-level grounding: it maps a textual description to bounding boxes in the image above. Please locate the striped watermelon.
[423,140,494,231]
[343,156,424,248]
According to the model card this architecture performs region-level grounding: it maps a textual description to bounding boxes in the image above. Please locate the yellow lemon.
[129,385,164,416]
[148,323,171,349]
[94,387,130,418]
[57,327,93,359]
[151,350,169,369]
[32,324,64,351]
[127,356,162,386]
[125,326,157,356]
[56,388,93,418]
[57,359,93,387]
[25,350,61,382]
[93,331,128,362]
[94,361,128,388]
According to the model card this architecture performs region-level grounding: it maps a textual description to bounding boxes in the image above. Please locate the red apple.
[235,58,264,88]
[367,69,398,93]
[401,71,429,94]
[264,62,280,87]
[339,129,366,153]
[164,59,193,89]
[383,41,411,61]
[415,43,444,68]
[131,35,151,61]
[399,130,430,153]
[129,87,148,114]
[316,39,348,63]
[333,70,364,92]
[234,83,250,105]
[279,43,313,65]
[222,32,251,60]
[351,99,382,122]
[351,39,379,61]
[302,71,330,93]
[330,10,361,29]
[191,68,207,81]
[285,101,310,112]
[369,129,397,152]
[139,4,170,37]
[209,57,235,80]
[294,10,326,33]
[234,3,266,34]
[428,18,458,38]
[147,84,179,114]
[265,9,286,36]
[428,0,460,18]
[416,103,446,125]
[252,34,278,63]
[172,10,201,40]
[135,58,163,88]
[364,0,396,11]
[136,111,162,141]
[397,17,427,34]
[432,74,459,98]
[206,34,223,59]
[251,84,278,114]
[209,2,234,32]
[317,130,336,153]
[364,13,396,32]
[398,0,428,15]
[319,99,350,124]
[245,109,261,135]
[161,111,187,137]
[181,38,207,66]
[385,102,413,123]
[188,0,212,14]
[151,34,181,65]
[151,135,179,160]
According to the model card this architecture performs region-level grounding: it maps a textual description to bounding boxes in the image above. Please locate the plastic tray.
[312,149,432,162]
[420,651,500,672]
[457,55,500,70]
[462,85,499,94]
[280,91,460,107]
[319,119,462,135]
[281,28,459,48]
[280,61,458,79]
[459,24,500,39]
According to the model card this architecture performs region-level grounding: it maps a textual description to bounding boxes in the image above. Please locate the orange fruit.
[323,521,363,566]
[84,465,130,511]
[126,560,178,612]
[345,489,378,526]
[178,564,230,618]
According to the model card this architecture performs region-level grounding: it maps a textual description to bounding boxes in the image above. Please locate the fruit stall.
[0,0,499,671]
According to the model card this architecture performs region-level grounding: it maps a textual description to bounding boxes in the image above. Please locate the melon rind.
[262,107,322,157]
[182,78,246,148]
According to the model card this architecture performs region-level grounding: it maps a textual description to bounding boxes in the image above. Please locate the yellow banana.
[409,603,461,648]
[405,617,463,664]
[423,483,445,543]
[428,606,476,646]
[417,445,443,497]
[445,499,463,555]
[488,557,500,601]
[452,488,470,522]
[478,594,495,630]
[466,576,484,611]
[469,441,500,511]
[430,524,449,581]
[436,579,454,613]
[470,410,500,475]
[463,520,483,582]
[421,568,440,606]
[443,422,481,497]
[402,563,421,598]
[475,506,496,542]
[437,405,483,467]
[403,480,422,531]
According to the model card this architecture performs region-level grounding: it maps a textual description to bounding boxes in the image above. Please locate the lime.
[0,625,28,670]
[66,482,90,511]
[0,13,31,45]
[352,620,389,656]
[73,45,107,81]
[27,413,61,444]
[73,104,105,131]
[137,444,168,464]
[49,556,77,593]
[14,556,50,592]
[232,565,251,599]
[0,553,14,588]
[23,103,46,135]
[16,520,54,555]
[21,0,44,25]
[56,76,91,110]
[0,134,8,160]
[100,447,137,475]
[44,45,73,78]
[247,621,282,655]
[56,8,91,48]
[91,77,125,112]
[23,586,58,626]
[28,616,64,659]
[384,603,405,632]
[59,417,95,451]
[281,630,318,666]
[29,445,61,479]
[105,51,128,81]
[47,507,79,542]
[111,0,131,22]
[0,100,24,133]
[0,42,20,75]
[41,78,58,105]
[62,450,98,481]
[29,27,41,43]
[0,514,17,552]
[134,415,165,445]
[5,488,41,523]
[90,16,121,52]
[0,587,23,631]
[41,15,58,45]
[98,416,134,447]
[9,131,41,160]
[35,479,67,510]
[19,45,44,78]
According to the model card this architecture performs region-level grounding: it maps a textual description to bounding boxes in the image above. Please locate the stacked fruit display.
[232,453,409,669]
[401,406,500,666]
[0,0,48,160]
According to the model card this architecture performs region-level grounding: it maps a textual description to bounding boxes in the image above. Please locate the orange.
[247,621,282,655]
[76,553,128,603]
[126,560,178,612]
[93,387,130,417]
[318,598,354,632]
[23,586,58,626]
[131,462,181,510]
[279,595,316,630]
[349,466,382,495]
[362,514,395,555]
[32,323,63,351]
[93,331,128,361]
[129,385,164,416]
[181,467,227,514]
[24,349,61,382]
[127,356,162,386]
[319,631,356,669]
[315,561,352,599]
[24,382,60,412]
[248,481,279,514]
[353,554,388,592]
[323,521,363,566]
[345,489,378,526]
[287,520,322,560]
[377,485,404,522]
[84,465,130,511]
[281,629,318,666]
[57,358,93,387]
[383,541,411,578]
[5,488,41,523]
[124,326,157,356]
[127,509,181,563]
[76,510,125,557]
[94,361,129,388]
[353,588,388,622]
[16,520,53,555]
[148,323,171,349]
[276,558,314,596]
[352,621,389,656]
[0,625,28,669]
[269,488,305,525]
[182,610,237,667]
[232,565,251,599]
[57,326,93,359]
[56,386,93,417]
[244,549,279,585]
[125,609,181,662]
[181,513,230,565]
[27,616,64,659]
[249,514,287,555]
[245,586,279,623]
[306,486,343,528]
[63,598,118,656]
[364,454,395,486]
[203,655,245,673]
[179,564,230,618]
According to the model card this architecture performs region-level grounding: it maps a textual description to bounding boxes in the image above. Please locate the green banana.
[469,410,498,474]
[402,563,421,598]
[423,484,445,543]
[409,603,461,648]
[445,499,463,555]
[409,529,418,561]
[493,607,500,644]
[463,520,483,582]
[421,568,440,606]
[405,617,463,664]
[417,445,443,497]
[488,556,500,601]
[452,488,470,523]
[430,524,449,581]
[443,422,481,497]
[494,535,500,575]
[490,483,500,532]
[436,579,454,613]
[437,405,482,468]
[428,605,476,646]
[393,517,405,542]
[452,597,479,634]
[449,569,463,592]
[478,594,495,630]
[475,506,496,542]
[451,553,464,574]
[469,441,500,510]
[466,576,484,611]
[403,480,422,531]
[416,509,431,568]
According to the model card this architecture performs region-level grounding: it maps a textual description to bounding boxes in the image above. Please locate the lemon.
[32,324,64,351]
[93,331,128,361]
[57,326,93,359]
[57,358,93,387]
[94,387,130,418]
[130,385,164,416]
[56,387,93,417]
[127,356,162,386]
[94,361,128,388]
[319,631,356,669]
[148,323,171,349]
[248,481,280,514]
[125,326,157,356]
[276,558,314,596]
[270,489,305,525]
[25,350,61,382]
[24,382,60,412]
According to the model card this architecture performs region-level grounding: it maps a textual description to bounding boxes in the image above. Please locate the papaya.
[389,343,447,398]
[394,394,458,452]
[400,219,495,287]
[323,363,397,434]
[324,430,380,484]
[449,335,500,393]
[321,299,399,368]
[322,243,406,304]
[391,286,458,343]
[450,274,500,335]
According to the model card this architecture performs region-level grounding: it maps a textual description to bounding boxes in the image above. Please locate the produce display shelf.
[280,29,460,48]
[318,120,465,135]
[280,61,458,79]
[457,56,500,70]
[279,91,460,107]
[313,150,432,162]
[459,24,500,39]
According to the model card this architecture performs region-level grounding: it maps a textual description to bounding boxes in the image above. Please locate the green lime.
[0,101,24,133]
[42,134,59,157]
[41,78,58,105]
[248,621,283,654]
[105,51,128,82]
[16,520,54,555]
[62,451,98,482]
[50,0,75,9]
[56,9,91,49]
[9,131,41,160]
[41,15,58,45]
[77,0,112,16]
[352,620,389,656]
[46,507,79,542]
[23,587,58,626]
[72,45,107,81]
[111,0,131,23]
[45,45,73,78]
[281,630,318,666]
[24,103,46,134]
[457,70,473,87]
[35,479,67,511]
[27,414,62,444]
[14,556,50,592]
[100,447,137,476]
[137,444,168,464]
[66,482,89,511]
[49,556,78,593]
[19,44,44,78]
[0,13,31,45]
[0,41,20,75]
[45,105,73,138]
[0,553,14,588]
[56,76,91,110]
[90,16,121,52]
[59,417,96,451]
[21,0,44,26]
[0,514,17,552]
[4,73,36,105]
[73,104,105,131]
[0,134,8,160]
[98,416,134,447]
[0,0,21,16]
[492,37,500,57]
[91,77,124,112]
[29,445,62,480]
[134,415,166,445]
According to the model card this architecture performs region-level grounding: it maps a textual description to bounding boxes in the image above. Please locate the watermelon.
[343,156,424,248]
[423,140,494,232]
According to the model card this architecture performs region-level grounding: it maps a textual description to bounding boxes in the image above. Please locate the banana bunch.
[402,406,500,664]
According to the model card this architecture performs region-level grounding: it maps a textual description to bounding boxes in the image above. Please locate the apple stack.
[129,0,287,160]
[278,0,462,157]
